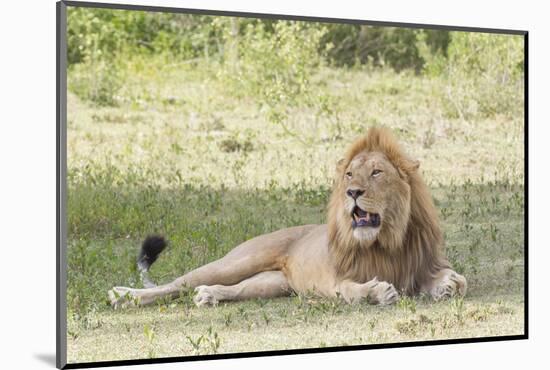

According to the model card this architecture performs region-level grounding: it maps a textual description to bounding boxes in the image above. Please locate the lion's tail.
[137,235,168,288]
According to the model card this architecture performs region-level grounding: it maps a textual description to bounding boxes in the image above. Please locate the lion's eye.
[345,171,352,179]
[372,169,382,177]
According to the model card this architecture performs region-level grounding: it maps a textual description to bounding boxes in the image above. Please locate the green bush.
[440,32,524,119]
[321,25,450,72]
[213,20,329,136]
[69,60,122,106]
[68,8,126,64]
[218,20,327,103]
[67,8,223,65]
[68,8,451,73]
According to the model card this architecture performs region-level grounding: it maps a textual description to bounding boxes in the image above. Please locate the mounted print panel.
[57,1,527,368]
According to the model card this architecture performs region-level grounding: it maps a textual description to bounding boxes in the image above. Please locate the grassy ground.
[66,60,524,363]
[68,295,523,362]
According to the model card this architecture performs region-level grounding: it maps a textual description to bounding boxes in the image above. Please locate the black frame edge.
[523,32,529,339]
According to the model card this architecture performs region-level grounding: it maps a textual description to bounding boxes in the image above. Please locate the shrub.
[68,60,122,106]
[214,20,329,137]
[440,32,524,119]
[322,25,450,72]
[218,20,328,104]
[67,7,223,65]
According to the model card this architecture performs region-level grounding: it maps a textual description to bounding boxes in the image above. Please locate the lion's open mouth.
[351,206,381,228]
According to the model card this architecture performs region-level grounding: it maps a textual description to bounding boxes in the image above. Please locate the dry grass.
[67,294,523,362]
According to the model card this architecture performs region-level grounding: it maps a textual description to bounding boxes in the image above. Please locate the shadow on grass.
[67,179,524,317]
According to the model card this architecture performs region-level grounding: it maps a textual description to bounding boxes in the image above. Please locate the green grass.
[66,59,524,363]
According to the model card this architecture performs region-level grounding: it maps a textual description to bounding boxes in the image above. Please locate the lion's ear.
[396,158,420,179]
[336,158,346,173]
[409,159,420,172]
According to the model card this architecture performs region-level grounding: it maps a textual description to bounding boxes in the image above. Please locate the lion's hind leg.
[194,271,292,307]
[425,269,467,301]
[109,225,316,308]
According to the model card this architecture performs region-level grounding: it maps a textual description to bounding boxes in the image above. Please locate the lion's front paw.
[193,286,219,307]
[367,279,399,305]
[430,271,467,301]
[108,286,138,309]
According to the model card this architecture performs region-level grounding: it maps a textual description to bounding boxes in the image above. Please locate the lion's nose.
[346,188,365,200]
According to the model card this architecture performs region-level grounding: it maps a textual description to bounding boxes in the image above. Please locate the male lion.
[109,127,466,308]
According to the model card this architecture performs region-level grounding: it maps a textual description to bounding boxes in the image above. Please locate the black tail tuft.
[137,235,168,273]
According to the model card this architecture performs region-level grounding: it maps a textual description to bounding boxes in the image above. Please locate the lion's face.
[341,151,411,244]
[328,127,444,286]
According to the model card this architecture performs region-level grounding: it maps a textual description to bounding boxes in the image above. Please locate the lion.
[109,127,466,308]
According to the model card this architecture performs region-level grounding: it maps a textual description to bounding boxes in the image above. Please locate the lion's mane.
[327,127,449,294]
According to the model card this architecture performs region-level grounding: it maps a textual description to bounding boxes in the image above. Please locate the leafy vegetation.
[66,7,524,364]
